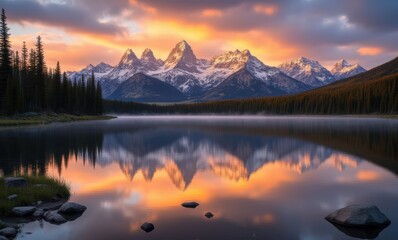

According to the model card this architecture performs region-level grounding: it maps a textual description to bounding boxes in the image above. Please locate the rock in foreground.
[0,227,17,238]
[181,202,199,209]
[43,211,67,225]
[141,222,155,233]
[11,206,36,216]
[325,204,391,227]
[4,177,27,188]
[58,202,87,214]
[205,212,214,218]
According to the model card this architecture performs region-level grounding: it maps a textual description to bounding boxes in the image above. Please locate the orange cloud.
[357,46,383,56]
[253,4,278,16]
[202,9,223,17]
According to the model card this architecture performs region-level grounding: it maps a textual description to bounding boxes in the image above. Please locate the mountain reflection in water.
[0,116,397,240]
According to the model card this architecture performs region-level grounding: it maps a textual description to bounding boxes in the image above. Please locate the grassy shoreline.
[0,176,70,216]
[0,114,116,127]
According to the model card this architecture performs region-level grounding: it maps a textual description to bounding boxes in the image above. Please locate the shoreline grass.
[0,113,115,127]
[0,175,70,216]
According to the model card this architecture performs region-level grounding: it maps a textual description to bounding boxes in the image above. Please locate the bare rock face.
[4,177,27,188]
[325,204,391,227]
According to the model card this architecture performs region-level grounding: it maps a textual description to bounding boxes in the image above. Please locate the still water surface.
[1,116,398,240]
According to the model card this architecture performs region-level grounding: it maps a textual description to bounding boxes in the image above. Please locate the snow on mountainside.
[279,57,335,87]
[203,51,310,100]
[66,62,112,82]
[330,60,366,80]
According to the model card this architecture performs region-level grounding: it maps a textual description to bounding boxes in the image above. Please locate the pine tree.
[0,8,12,113]
[61,72,69,112]
[96,81,103,115]
[5,50,19,114]
[27,49,36,110]
[53,61,61,111]
[35,35,46,110]
[88,70,95,114]
[20,41,28,111]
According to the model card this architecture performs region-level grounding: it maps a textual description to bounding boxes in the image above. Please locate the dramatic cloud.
[4,0,398,70]
[3,0,127,35]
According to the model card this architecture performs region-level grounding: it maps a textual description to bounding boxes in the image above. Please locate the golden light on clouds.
[253,4,278,16]
[202,9,223,17]
[357,46,383,56]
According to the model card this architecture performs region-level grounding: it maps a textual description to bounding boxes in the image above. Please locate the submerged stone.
[181,202,199,209]
[205,212,214,218]
[325,204,391,227]
[141,222,155,233]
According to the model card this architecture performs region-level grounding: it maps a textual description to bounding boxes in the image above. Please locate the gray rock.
[4,177,27,188]
[58,202,87,214]
[325,204,391,227]
[181,202,199,208]
[43,211,67,225]
[12,206,36,216]
[331,221,389,239]
[141,222,155,233]
[7,194,18,201]
[0,227,17,238]
[33,209,45,218]
[205,212,214,218]
[37,199,67,211]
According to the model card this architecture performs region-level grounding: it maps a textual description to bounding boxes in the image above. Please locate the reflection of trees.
[0,127,103,176]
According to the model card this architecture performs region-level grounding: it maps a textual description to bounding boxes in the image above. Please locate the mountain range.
[67,40,366,102]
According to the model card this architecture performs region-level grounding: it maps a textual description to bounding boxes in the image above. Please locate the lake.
[1,116,398,240]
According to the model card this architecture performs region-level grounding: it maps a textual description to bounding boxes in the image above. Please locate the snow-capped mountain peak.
[330,59,366,80]
[119,49,141,67]
[279,57,335,87]
[141,48,156,62]
[210,49,252,71]
[164,40,198,72]
[140,48,163,71]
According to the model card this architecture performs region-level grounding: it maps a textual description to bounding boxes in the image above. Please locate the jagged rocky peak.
[330,59,366,80]
[279,57,335,87]
[210,49,252,70]
[164,40,198,72]
[141,48,157,62]
[119,48,140,66]
[331,59,358,72]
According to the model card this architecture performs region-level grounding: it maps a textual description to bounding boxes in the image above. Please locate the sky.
[3,0,398,71]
